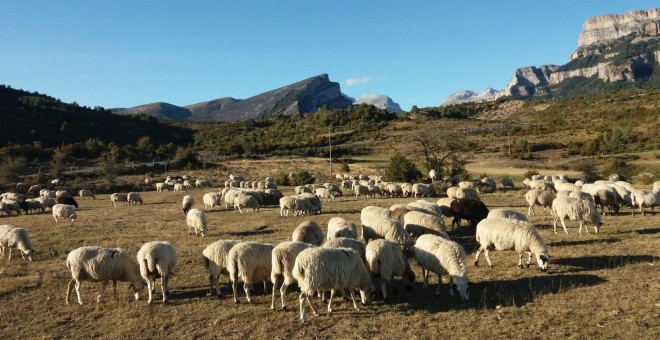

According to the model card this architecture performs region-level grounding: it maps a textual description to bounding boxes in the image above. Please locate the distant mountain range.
[442,88,502,106]
[354,94,403,113]
[443,8,660,105]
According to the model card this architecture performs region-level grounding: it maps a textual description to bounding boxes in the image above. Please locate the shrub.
[290,171,315,186]
[273,172,290,186]
[523,169,540,179]
[383,154,422,182]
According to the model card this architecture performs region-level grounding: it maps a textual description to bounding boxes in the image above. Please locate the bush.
[290,171,315,186]
[523,169,540,179]
[273,172,290,186]
[383,154,422,182]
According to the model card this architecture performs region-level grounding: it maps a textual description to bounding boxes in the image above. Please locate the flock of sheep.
[1,172,658,322]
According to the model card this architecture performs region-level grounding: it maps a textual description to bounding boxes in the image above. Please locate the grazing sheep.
[314,187,335,202]
[28,185,43,196]
[127,192,143,205]
[570,190,594,202]
[435,198,455,217]
[292,221,324,246]
[365,239,415,303]
[233,193,260,214]
[227,241,274,304]
[552,196,601,234]
[292,247,374,321]
[327,217,358,240]
[156,182,172,192]
[56,190,71,198]
[554,182,580,192]
[65,246,144,305]
[110,193,128,207]
[1,200,22,215]
[0,225,34,261]
[56,196,78,208]
[35,197,56,211]
[458,181,476,189]
[52,204,77,223]
[279,196,298,217]
[403,211,448,240]
[500,178,515,189]
[592,189,619,215]
[448,199,489,230]
[407,200,443,217]
[196,179,212,188]
[361,214,414,248]
[524,189,556,216]
[203,192,221,210]
[202,239,242,297]
[354,184,370,199]
[480,178,496,191]
[40,189,56,198]
[137,241,177,304]
[653,181,660,194]
[412,183,434,198]
[186,208,207,237]
[18,199,44,214]
[414,234,469,301]
[486,208,528,222]
[322,237,367,264]
[295,186,313,195]
[298,193,322,214]
[173,183,186,192]
[455,188,480,201]
[182,195,195,215]
[270,241,315,310]
[429,169,437,182]
[78,190,95,200]
[474,218,549,271]
[631,189,657,216]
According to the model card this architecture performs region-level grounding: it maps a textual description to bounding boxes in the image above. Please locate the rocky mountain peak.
[354,94,403,113]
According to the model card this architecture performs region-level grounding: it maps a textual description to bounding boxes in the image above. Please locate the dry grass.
[0,185,658,339]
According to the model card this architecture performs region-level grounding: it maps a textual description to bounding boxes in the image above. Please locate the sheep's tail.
[145,255,157,273]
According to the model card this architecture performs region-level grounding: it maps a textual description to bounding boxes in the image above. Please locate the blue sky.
[1,1,658,111]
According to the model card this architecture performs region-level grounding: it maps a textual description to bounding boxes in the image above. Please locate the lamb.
[412,183,434,198]
[137,241,177,304]
[524,189,556,216]
[429,169,437,182]
[292,247,374,321]
[365,239,415,303]
[631,189,657,216]
[186,208,207,236]
[56,196,78,208]
[270,241,315,310]
[227,241,274,304]
[474,218,550,271]
[182,195,195,214]
[202,239,242,296]
[500,178,515,189]
[233,193,260,213]
[203,192,221,210]
[403,211,448,240]
[551,196,601,234]
[0,225,34,261]
[486,208,528,222]
[361,214,414,248]
[52,204,77,223]
[127,192,143,205]
[327,217,358,239]
[414,234,470,301]
[78,189,95,200]
[110,193,128,207]
[65,246,144,305]
[292,221,324,246]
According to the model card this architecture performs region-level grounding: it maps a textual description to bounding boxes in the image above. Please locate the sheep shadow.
[633,228,660,235]
[552,255,657,273]
[401,273,606,313]
[226,225,275,237]
[549,238,620,247]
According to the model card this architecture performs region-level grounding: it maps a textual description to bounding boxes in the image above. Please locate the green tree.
[384,154,422,182]
[136,136,154,159]
[290,170,315,186]
[97,145,121,187]
[51,147,67,179]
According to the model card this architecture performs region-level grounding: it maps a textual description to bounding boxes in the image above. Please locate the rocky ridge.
[354,94,403,113]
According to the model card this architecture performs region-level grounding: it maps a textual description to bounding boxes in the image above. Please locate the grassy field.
[0,184,658,339]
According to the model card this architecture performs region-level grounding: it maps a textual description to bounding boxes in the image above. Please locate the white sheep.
[292,221,324,246]
[361,214,414,248]
[279,196,298,217]
[227,241,274,304]
[78,189,95,200]
[56,190,71,198]
[315,187,335,202]
[631,189,657,216]
[474,218,549,271]
[435,197,455,217]
[365,239,415,303]
[653,181,660,193]
[202,239,242,296]
[592,188,619,215]
[155,182,172,192]
[400,182,413,197]
[455,187,480,201]
[0,225,34,261]
[173,183,186,192]
[524,189,556,216]
[52,204,77,223]
[203,192,221,210]
[298,193,322,214]
[414,234,470,301]
[233,193,260,213]
[127,192,143,205]
[182,195,195,214]
[110,193,128,207]
[552,196,601,234]
[292,247,374,321]
[326,217,358,239]
[486,208,528,222]
[186,208,207,237]
[403,211,448,240]
[137,241,177,304]
[196,179,212,188]
[270,241,315,310]
[407,200,443,217]
[412,183,433,198]
[354,184,370,199]
[35,197,56,211]
[65,246,144,305]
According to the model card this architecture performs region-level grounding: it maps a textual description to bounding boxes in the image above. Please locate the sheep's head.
[22,249,34,261]
[69,212,77,222]
[451,277,470,302]
[404,269,416,292]
[359,286,375,306]
[537,254,550,272]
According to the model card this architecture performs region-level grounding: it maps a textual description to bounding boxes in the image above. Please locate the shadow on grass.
[226,225,275,237]
[400,273,606,313]
[633,228,660,235]
[549,238,621,247]
[552,254,658,273]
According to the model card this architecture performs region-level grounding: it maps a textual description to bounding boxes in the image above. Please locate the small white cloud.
[345,75,372,86]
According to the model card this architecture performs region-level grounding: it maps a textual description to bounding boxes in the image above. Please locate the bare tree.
[411,127,470,178]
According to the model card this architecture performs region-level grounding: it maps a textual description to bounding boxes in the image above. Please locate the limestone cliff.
[578,9,660,48]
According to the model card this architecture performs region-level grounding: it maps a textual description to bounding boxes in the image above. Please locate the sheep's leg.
[75,280,84,305]
[553,216,558,233]
[349,289,360,311]
[306,292,319,316]
[518,253,524,269]
[299,292,307,321]
[147,279,154,304]
[232,280,240,304]
[434,272,442,295]
[161,276,168,302]
[474,248,482,266]
[244,282,252,303]
[560,217,569,234]
[7,248,12,261]
[421,267,429,289]
[208,274,216,296]
[528,205,534,216]
[327,289,335,313]
[112,280,118,301]
[483,249,493,267]
[271,275,281,310]
[97,281,109,303]
[526,252,532,268]
[380,279,390,303]
[0,246,4,259]
[280,282,289,311]
[66,279,76,304]
[448,276,455,296]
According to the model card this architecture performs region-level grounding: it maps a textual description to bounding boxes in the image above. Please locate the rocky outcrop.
[441,88,503,106]
[578,9,660,48]
[549,66,599,84]
[354,94,403,113]
[503,65,558,98]
[598,52,656,82]
[112,102,192,120]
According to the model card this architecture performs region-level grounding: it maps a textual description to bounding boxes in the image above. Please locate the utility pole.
[507,132,511,157]
[329,128,332,178]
